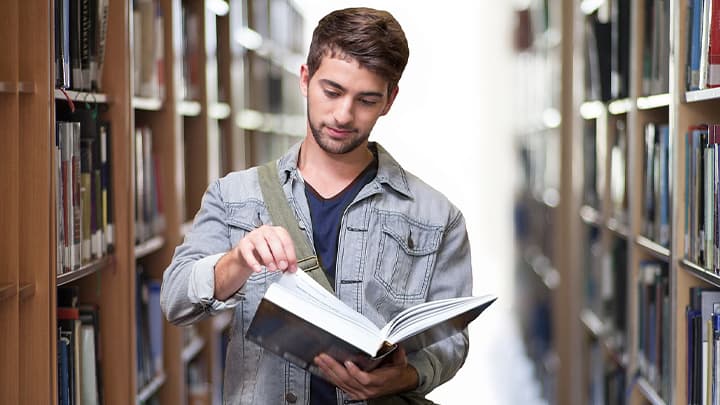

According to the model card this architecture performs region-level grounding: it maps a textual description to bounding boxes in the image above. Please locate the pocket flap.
[381,215,441,256]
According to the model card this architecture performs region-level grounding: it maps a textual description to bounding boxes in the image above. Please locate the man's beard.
[308,108,369,155]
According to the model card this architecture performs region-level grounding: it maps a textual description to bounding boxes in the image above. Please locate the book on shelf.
[246,270,497,374]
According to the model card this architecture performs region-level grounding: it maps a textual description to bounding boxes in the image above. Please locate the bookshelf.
[0,0,304,403]
[516,0,720,404]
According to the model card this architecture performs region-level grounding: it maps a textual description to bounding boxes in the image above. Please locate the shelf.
[681,259,720,287]
[637,93,670,110]
[580,308,605,337]
[525,251,561,290]
[635,236,670,260]
[57,255,113,286]
[579,205,602,226]
[580,100,605,120]
[181,336,206,364]
[132,96,163,111]
[136,371,166,404]
[0,82,35,94]
[134,236,165,259]
[213,311,233,332]
[607,217,630,239]
[235,109,305,137]
[0,283,16,301]
[685,87,720,103]
[580,309,628,368]
[19,283,35,301]
[635,376,667,405]
[178,100,202,117]
[54,89,110,104]
[607,98,633,115]
[580,0,606,15]
[208,102,231,120]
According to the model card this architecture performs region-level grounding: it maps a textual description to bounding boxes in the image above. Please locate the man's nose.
[333,98,354,126]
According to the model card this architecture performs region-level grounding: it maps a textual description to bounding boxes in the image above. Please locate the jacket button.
[285,392,297,403]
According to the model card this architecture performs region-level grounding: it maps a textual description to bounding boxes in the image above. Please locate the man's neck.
[298,139,374,198]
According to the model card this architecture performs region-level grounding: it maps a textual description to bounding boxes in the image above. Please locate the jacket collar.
[277,141,413,199]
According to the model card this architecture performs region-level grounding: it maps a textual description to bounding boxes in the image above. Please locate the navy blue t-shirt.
[306,157,378,404]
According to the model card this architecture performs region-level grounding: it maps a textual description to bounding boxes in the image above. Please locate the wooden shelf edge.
[635,376,667,405]
[178,100,202,117]
[134,236,165,259]
[208,102,231,120]
[54,89,110,104]
[635,236,670,260]
[681,259,720,287]
[57,255,113,286]
[580,308,604,337]
[685,87,720,103]
[181,336,206,364]
[19,283,35,300]
[132,96,163,111]
[607,98,633,115]
[524,250,560,290]
[136,370,167,404]
[0,283,17,301]
[579,205,601,226]
[606,217,630,238]
[636,93,671,110]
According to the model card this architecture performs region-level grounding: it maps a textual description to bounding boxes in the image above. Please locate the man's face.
[300,56,397,155]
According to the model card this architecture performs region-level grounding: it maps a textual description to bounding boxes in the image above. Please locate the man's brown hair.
[306,8,410,93]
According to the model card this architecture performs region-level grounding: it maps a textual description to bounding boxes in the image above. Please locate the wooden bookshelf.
[0,0,305,403]
[516,0,720,404]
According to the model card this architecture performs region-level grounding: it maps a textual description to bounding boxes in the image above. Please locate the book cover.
[246,270,496,375]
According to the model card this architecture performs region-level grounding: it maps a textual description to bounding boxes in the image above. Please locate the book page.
[266,271,383,354]
[380,295,497,344]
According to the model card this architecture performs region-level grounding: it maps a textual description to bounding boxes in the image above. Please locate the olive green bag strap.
[257,161,335,293]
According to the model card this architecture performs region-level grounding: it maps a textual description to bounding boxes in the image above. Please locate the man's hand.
[214,225,298,300]
[314,346,419,400]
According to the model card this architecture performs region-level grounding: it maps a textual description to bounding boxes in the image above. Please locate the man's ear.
[300,64,310,97]
[380,86,399,116]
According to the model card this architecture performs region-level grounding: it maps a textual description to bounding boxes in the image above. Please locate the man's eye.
[324,90,340,98]
[359,99,378,106]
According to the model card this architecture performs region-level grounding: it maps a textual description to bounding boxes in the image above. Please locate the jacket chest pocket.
[374,212,442,301]
[226,200,266,248]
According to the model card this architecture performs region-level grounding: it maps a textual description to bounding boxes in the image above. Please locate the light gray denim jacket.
[160,142,473,405]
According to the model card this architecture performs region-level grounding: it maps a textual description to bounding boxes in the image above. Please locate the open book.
[246,270,497,374]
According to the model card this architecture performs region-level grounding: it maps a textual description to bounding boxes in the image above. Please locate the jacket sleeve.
[160,179,245,326]
[406,210,473,395]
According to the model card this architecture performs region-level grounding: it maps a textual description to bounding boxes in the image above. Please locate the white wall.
[292,2,519,402]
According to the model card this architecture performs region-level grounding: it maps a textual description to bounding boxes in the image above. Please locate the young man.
[161,8,473,404]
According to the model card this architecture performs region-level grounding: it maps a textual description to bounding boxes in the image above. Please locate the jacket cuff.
[189,253,244,312]
[407,350,435,395]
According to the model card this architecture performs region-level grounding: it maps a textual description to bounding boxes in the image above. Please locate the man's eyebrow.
[319,79,385,98]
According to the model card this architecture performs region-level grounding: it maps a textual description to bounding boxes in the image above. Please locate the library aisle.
[428,307,549,404]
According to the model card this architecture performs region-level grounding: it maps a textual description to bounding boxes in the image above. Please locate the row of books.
[686,0,720,91]
[581,118,629,223]
[687,287,720,405]
[684,124,720,270]
[642,122,671,247]
[136,266,163,390]
[134,126,166,244]
[55,114,114,274]
[586,342,627,405]
[54,0,109,91]
[180,2,201,101]
[642,0,671,95]
[636,261,671,400]
[57,286,102,405]
[584,0,631,102]
[133,0,166,100]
